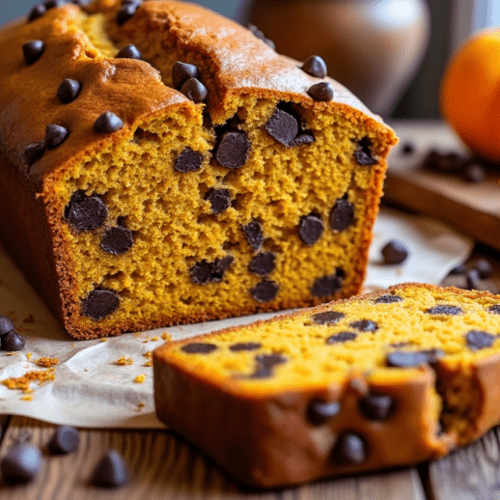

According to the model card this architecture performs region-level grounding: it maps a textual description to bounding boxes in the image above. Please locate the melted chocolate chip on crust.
[175,147,203,172]
[312,272,343,298]
[181,343,218,354]
[216,131,251,169]
[299,214,323,246]
[45,124,68,149]
[23,142,46,167]
[28,4,46,22]
[100,227,134,255]
[330,197,354,232]
[312,311,345,325]
[243,220,264,252]
[332,432,367,465]
[172,62,199,89]
[265,107,299,147]
[0,316,15,335]
[381,240,409,265]
[251,280,279,302]
[465,330,496,351]
[94,112,123,133]
[57,78,81,103]
[249,353,286,378]
[23,40,44,65]
[1,331,25,351]
[349,320,378,332]
[359,394,395,421]
[116,44,142,60]
[117,3,138,26]
[375,295,403,304]
[326,331,357,344]
[65,191,107,232]
[81,290,120,321]
[307,400,341,425]
[181,78,207,103]
[249,252,276,276]
[386,349,444,368]
[488,304,500,314]
[355,137,377,166]
[229,342,262,352]
[205,188,231,214]
[308,82,334,101]
[426,305,463,316]
[191,256,234,284]
[301,55,328,78]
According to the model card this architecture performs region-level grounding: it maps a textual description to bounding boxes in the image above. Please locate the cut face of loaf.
[154,284,500,487]
[0,1,396,338]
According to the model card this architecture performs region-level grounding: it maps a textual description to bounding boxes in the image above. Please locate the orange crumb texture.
[34,357,59,367]
[115,355,133,365]
[134,374,146,384]
[2,368,56,393]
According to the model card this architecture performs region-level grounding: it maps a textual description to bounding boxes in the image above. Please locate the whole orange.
[441,28,500,162]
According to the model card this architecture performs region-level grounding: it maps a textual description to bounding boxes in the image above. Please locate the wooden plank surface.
[384,121,500,252]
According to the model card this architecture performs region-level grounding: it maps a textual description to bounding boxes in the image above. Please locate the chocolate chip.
[215,131,251,169]
[205,189,231,214]
[181,343,218,354]
[326,331,357,344]
[307,400,341,425]
[386,349,444,368]
[247,24,275,50]
[116,3,138,26]
[449,264,467,275]
[94,112,124,133]
[44,0,66,8]
[332,432,367,465]
[292,132,315,146]
[265,107,299,147]
[381,240,409,264]
[180,78,207,103]
[463,162,486,183]
[349,320,378,332]
[81,290,120,320]
[47,426,80,454]
[92,449,130,488]
[401,142,415,155]
[57,78,81,103]
[116,44,142,60]
[330,197,354,232]
[243,220,264,252]
[45,124,68,149]
[28,4,46,22]
[465,330,495,351]
[375,295,403,304]
[100,227,134,255]
[23,40,44,65]
[301,55,327,78]
[1,444,41,484]
[354,137,377,166]
[251,280,279,302]
[0,316,15,335]
[23,142,45,167]
[249,252,276,276]
[426,305,462,316]
[229,342,262,352]
[474,258,493,279]
[64,191,107,232]
[172,62,199,89]
[1,331,25,351]
[488,304,500,314]
[299,215,323,246]
[249,353,286,378]
[191,256,234,284]
[312,311,345,325]
[308,82,334,101]
[466,269,481,290]
[359,394,395,421]
[174,147,203,173]
[312,272,343,298]
[424,150,465,173]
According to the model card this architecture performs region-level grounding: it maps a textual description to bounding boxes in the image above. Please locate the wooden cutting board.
[384,120,500,251]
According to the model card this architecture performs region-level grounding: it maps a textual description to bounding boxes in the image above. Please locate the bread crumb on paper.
[134,374,146,384]
[34,357,59,368]
[114,355,133,366]
[2,368,56,393]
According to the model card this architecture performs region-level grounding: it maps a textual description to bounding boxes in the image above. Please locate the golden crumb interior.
[51,11,388,333]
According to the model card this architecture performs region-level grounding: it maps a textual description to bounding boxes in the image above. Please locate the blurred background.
[4,0,500,118]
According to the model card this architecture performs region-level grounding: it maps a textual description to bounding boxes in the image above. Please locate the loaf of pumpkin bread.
[0,0,396,338]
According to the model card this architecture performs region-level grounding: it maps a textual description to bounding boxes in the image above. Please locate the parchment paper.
[0,208,474,429]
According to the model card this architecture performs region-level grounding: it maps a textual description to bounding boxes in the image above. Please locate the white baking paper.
[0,208,474,428]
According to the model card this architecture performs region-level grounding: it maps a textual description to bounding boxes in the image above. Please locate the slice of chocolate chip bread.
[0,0,396,338]
[154,283,500,487]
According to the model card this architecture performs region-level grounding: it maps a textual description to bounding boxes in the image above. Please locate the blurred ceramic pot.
[249,0,431,116]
